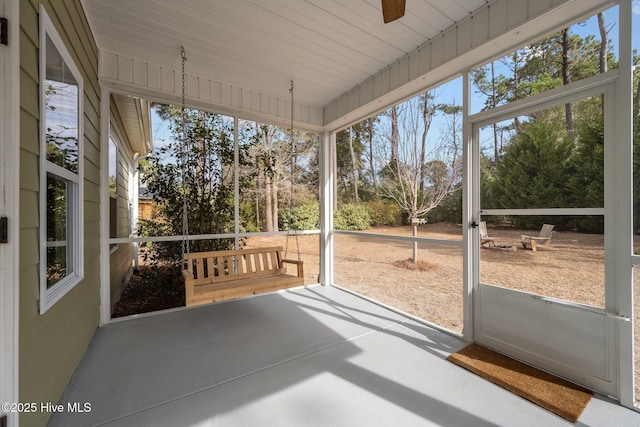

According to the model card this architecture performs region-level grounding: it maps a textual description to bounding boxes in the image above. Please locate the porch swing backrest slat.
[182,246,304,306]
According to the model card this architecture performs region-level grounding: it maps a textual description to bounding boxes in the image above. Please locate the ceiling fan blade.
[381,0,406,23]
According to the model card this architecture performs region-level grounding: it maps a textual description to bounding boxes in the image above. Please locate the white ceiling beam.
[99,50,325,131]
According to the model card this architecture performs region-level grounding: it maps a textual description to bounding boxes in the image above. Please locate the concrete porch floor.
[49,285,640,426]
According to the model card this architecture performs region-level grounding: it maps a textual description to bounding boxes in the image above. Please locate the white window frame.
[128,161,136,236]
[109,131,119,253]
[39,6,84,313]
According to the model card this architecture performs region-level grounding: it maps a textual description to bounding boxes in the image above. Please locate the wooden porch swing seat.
[183,246,304,307]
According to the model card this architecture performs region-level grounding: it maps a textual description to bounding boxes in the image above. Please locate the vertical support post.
[0,0,20,423]
[99,87,111,326]
[234,116,240,250]
[462,70,475,343]
[411,222,418,264]
[614,0,634,407]
[319,131,334,286]
[132,157,140,270]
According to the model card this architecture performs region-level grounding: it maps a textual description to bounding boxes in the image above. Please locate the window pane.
[471,6,619,115]
[109,137,117,197]
[109,138,117,239]
[480,94,604,210]
[238,119,320,234]
[45,35,79,172]
[634,5,640,252]
[480,216,604,308]
[334,77,463,239]
[46,174,69,288]
[142,105,235,245]
[334,234,463,333]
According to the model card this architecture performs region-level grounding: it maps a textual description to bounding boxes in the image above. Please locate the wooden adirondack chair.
[479,221,494,246]
[521,224,554,251]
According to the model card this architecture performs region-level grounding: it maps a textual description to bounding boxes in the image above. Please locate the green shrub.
[363,200,403,226]
[281,201,372,230]
[334,203,371,230]
[427,189,462,224]
[136,218,235,268]
[280,200,320,230]
[136,219,182,267]
[239,202,262,233]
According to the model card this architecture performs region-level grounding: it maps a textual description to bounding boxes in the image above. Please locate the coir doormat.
[447,343,592,423]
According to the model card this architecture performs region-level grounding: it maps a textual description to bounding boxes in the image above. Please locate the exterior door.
[471,76,623,398]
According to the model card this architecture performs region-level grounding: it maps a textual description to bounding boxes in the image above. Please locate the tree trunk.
[272,181,279,232]
[598,13,608,74]
[390,106,399,161]
[333,135,338,209]
[348,127,359,203]
[491,62,499,161]
[264,173,273,232]
[598,12,608,116]
[512,52,522,129]
[561,28,575,144]
[419,95,428,193]
[368,119,377,188]
[255,174,261,228]
[636,75,640,119]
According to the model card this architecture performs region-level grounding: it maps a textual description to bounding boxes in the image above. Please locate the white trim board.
[0,0,21,425]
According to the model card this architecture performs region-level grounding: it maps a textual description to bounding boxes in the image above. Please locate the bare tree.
[376,95,462,262]
[246,122,317,232]
[387,105,400,161]
[418,92,436,193]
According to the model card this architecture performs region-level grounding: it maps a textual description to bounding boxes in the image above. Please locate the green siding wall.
[19,1,101,426]
[109,99,135,306]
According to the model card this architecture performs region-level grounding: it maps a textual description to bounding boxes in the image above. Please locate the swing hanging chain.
[284,80,301,262]
[284,81,291,259]
[180,46,191,265]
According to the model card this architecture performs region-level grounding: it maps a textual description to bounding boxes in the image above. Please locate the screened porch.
[50,285,640,426]
[83,0,640,421]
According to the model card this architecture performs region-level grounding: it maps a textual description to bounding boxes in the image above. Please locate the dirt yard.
[248,223,623,332]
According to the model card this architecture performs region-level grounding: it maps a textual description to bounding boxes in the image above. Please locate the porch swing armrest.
[182,269,194,280]
[282,259,304,278]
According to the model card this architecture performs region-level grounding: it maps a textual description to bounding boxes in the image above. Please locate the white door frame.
[613,0,634,408]
[470,72,622,398]
[0,0,20,425]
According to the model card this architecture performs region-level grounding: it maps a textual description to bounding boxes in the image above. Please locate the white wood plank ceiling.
[82,0,488,109]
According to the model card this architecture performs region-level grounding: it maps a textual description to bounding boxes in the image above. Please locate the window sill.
[40,273,83,314]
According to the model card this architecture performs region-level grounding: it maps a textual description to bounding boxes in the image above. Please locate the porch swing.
[178,48,304,307]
